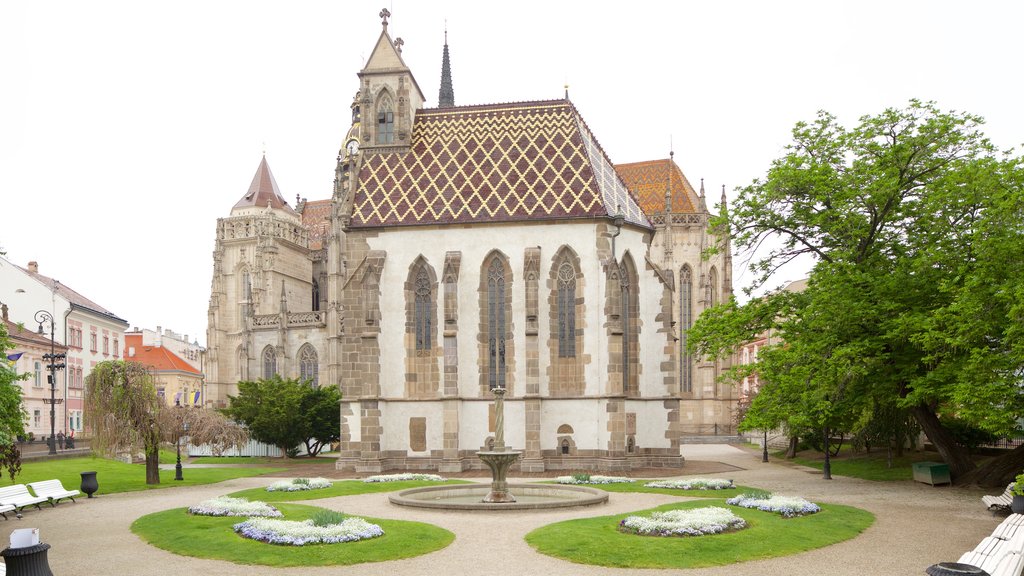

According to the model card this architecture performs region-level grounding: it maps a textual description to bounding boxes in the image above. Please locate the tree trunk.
[145,446,160,485]
[785,436,799,459]
[910,403,976,481]
[958,443,1024,488]
[822,427,832,480]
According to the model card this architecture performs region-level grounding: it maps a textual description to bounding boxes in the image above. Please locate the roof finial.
[262,141,266,157]
[379,7,391,27]
[394,37,404,53]
[670,135,674,159]
[564,84,569,99]
[700,178,705,196]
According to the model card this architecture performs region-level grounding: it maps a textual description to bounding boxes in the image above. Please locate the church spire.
[438,26,455,108]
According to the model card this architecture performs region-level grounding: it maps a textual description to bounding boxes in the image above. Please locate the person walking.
[57,431,65,450]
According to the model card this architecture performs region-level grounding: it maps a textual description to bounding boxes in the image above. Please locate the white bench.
[956,514,1024,576]
[983,483,1015,513]
[0,503,14,520]
[0,484,49,512]
[28,479,79,505]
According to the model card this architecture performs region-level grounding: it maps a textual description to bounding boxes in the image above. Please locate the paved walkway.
[1,445,1000,575]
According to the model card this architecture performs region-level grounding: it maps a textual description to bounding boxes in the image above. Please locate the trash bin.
[1,542,54,576]
[912,461,951,486]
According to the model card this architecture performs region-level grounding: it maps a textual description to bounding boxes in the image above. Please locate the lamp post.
[762,429,769,463]
[35,311,65,456]
[174,414,189,481]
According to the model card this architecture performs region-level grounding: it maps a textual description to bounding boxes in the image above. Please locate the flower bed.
[555,474,633,485]
[644,478,734,490]
[362,473,446,483]
[726,493,821,518]
[619,506,746,537]
[188,496,282,517]
[233,516,384,546]
[266,477,333,492]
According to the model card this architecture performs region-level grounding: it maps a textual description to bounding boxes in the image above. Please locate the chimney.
[28,261,38,273]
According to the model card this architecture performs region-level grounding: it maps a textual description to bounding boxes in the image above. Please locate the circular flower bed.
[644,478,734,490]
[620,506,746,537]
[556,474,633,485]
[363,473,445,483]
[266,477,333,492]
[726,492,821,518]
[188,496,282,518]
[233,516,384,546]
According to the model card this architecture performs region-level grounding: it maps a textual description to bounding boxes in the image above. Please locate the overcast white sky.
[2,1,1021,346]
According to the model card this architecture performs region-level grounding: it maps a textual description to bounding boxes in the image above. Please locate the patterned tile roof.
[351,100,649,228]
[301,200,332,250]
[614,158,701,215]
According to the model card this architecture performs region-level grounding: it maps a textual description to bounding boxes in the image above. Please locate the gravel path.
[1,444,998,575]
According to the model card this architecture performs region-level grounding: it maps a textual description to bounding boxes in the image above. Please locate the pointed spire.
[232,156,295,214]
[699,177,708,213]
[438,25,454,108]
[720,184,728,216]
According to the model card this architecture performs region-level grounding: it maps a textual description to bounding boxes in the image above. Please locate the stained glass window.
[557,260,576,357]
[415,266,432,350]
[487,257,506,389]
[262,346,277,379]
[680,266,693,393]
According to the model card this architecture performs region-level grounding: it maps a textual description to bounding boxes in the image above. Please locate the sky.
[2,1,1022,346]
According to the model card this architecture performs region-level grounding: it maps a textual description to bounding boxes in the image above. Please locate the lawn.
[228,478,473,502]
[8,457,283,495]
[526,498,874,569]
[190,456,337,465]
[132,502,454,567]
[787,448,957,481]
[540,480,756,499]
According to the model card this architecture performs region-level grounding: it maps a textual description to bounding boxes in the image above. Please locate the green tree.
[85,361,162,484]
[225,376,340,457]
[0,321,27,481]
[693,100,1024,484]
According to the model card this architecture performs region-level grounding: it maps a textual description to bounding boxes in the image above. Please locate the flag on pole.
[5,352,24,362]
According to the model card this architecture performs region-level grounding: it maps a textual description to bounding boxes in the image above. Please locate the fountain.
[389,387,608,510]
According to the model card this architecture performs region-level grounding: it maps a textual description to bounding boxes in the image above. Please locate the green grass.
[539,480,756,499]
[788,450,947,481]
[228,478,472,502]
[526,498,874,569]
[131,503,454,567]
[190,456,337,465]
[8,457,283,495]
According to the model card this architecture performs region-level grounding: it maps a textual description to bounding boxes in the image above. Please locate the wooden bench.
[0,484,49,512]
[28,479,79,505]
[983,483,1015,513]
[955,514,1024,576]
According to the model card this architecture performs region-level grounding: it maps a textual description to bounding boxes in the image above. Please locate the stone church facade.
[206,10,736,473]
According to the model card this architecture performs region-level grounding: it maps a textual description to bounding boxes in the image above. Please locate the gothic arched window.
[240,270,253,319]
[376,94,394,144]
[262,346,277,380]
[299,344,319,387]
[620,262,631,392]
[557,260,576,358]
[709,267,720,306]
[680,265,693,393]
[415,266,432,351]
[487,257,506,389]
[311,278,320,312]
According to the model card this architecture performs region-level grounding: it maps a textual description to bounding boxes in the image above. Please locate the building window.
[376,94,394,144]
[262,346,277,379]
[113,338,119,357]
[240,270,252,320]
[486,257,506,389]
[709,267,719,306]
[620,263,630,392]
[557,260,576,358]
[34,409,41,427]
[311,278,320,312]
[103,335,109,355]
[680,265,693,393]
[299,345,319,387]
[90,332,97,352]
[415,266,432,351]
[34,362,42,387]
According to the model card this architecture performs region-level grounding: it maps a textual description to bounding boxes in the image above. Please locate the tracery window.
[710,267,719,307]
[680,265,693,393]
[311,278,320,312]
[376,95,394,144]
[557,260,576,358]
[299,344,319,387]
[262,346,277,379]
[487,257,506,389]
[415,266,432,350]
[241,270,253,319]
[620,263,631,392]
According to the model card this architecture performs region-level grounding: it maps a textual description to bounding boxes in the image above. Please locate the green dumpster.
[912,461,951,486]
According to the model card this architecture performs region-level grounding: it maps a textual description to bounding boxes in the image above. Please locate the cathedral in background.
[206,9,736,473]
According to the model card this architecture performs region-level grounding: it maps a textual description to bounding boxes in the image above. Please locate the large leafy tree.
[0,321,27,481]
[225,376,340,457]
[692,100,1024,485]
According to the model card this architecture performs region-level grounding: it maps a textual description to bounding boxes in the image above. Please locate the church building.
[206,10,736,473]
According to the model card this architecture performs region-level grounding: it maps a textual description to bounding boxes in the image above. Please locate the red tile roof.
[351,100,649,228]
[4,317,69,351]
[123,334,200,374]
[614,158,701,215]
[301,199,332,250]
[233,156,296,214]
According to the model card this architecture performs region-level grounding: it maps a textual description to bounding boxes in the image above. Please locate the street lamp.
[35,311,65,456]
[174,415,189,481]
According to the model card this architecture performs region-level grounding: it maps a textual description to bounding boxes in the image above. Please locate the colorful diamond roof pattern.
[301,200,332,250]
[614,159,701,215]
[351,100,649,228]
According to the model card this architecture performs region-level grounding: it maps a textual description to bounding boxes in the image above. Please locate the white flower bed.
[188,496,282,517]
[362,473,446,483]
[644,478,734,490]
[266,477,333,492]
[555,475,633,485]
[620,506,746,537]
[726,493,821,518]
[233,516,384,546]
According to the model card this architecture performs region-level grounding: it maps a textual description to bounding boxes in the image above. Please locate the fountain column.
[478,387,521,503]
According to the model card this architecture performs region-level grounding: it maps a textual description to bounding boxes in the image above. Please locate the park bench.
[983,483,1015,514]
[0,484,49,513]
[954,514,1024,576]
[27,479,79,505]
[0,503,14,520]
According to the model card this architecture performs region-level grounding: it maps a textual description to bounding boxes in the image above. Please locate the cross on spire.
[379,7,391,27]
[394,37,404,53]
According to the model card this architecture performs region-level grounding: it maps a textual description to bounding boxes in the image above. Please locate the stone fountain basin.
[389,483,609,511]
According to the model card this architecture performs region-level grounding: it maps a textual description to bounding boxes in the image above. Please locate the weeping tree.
[85,361,162,484]
[157,405,249,456]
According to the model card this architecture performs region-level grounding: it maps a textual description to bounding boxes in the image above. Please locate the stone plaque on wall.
[410,417,426,452]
